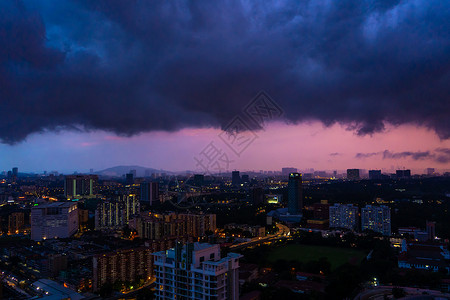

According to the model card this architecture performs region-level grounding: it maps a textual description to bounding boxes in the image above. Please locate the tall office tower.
[31,202,79,241]
[8,212,24,234]
[288,173,303,215]
[329,204,358,230]
[126,173,134,185]
[193,174,205,186]
[231,171,240,186]
[369,170,382,180]
[93,247,153,292]
[64,175,98,199]
[346,169,360,180]
[396,170,411,179]
[426,221,436,241]
[140,182,160,205]
[153,242,242,300]
[95,194,139,230]
[130,169,137,178]
[361,205,391,236]
[251,187,264,205]
[12,167,18,179]
[282,167,297,177]
[241,174,250,184]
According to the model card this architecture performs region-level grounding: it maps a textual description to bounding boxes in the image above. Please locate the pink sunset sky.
[1,121,449,174]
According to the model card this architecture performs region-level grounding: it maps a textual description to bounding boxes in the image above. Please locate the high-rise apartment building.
[153,242,241,300]
[31,202,79,241]
[93,247,153,291]
[8,212,25,234]
[361,205,391,236]
[231,171,240,186]
[396,170,411,179]
[64,175,98,199]
[288,173,303,215]
[346,169,360,180]
[329,204,358,230]
[95,194,139,230]
[137,215,187,240]
[140,182,160,205]
[177,213,217,237]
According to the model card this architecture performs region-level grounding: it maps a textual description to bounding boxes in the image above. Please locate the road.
[228,223,290,250]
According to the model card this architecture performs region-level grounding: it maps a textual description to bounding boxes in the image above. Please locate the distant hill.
[95,165,173,177]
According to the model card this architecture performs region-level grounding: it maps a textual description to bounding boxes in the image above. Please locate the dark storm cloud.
[355,148,450,163]
[1,0,449,143]
[382,150,431,160]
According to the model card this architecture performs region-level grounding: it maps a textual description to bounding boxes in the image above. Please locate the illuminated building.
[93,247,153,291]
[153,242,242,300]
[64,175,98,199]
[137,215,186,240]
[95,194,139,230]
[177,213,216,237]
[31,202,79,241]
[288,173,302,215]
[329,204,358,230]
[8,211,24,234]
[361,205,391,236]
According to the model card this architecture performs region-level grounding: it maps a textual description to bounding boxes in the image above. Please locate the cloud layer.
[1,0,449,144]
[356,148,450,163]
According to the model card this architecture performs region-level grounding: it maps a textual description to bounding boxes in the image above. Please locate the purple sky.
[1,1,449,173]
[1,122,449,174]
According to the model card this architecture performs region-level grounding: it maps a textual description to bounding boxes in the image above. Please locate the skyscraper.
[232,171,240,186]
[12,167,18,179]
[361,205,391,236]
[288,173,303,215]
[153,242,242,300]
[396,169,411,179]
[140,181,160,205]
[347,169,360,180]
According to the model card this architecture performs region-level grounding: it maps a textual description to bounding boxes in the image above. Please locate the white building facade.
[153,242,241,300]
[31,202,78,241]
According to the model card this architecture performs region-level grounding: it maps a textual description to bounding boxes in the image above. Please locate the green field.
[267,244,366,270]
